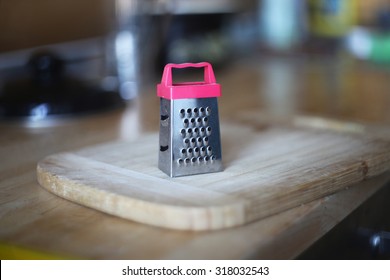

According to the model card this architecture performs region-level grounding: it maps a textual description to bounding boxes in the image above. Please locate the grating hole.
[160,114,169,127]
[185,158,190,164]
[160,145,168,152]
[193,127,199,136]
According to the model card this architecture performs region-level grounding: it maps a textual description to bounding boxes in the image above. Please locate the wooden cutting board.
[37,118,390,231]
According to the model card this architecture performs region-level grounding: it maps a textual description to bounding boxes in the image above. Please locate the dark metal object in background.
[0,51,124,121]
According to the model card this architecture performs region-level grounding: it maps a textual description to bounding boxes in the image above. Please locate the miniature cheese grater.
[157,62,223,177]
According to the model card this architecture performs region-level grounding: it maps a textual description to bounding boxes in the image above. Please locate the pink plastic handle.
[160,62,216,86]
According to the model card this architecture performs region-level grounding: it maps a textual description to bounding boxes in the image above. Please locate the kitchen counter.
[1,54,390,259]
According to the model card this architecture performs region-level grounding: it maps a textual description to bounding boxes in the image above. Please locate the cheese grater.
[157,62,223,177]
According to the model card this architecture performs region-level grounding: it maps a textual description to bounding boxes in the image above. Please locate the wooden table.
[1,55,390,259]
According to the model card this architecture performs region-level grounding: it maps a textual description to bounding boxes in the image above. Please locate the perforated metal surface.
[158,97,223,177]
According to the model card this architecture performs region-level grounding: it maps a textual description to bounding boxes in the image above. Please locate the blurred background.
[1,0,390,120]
[1,0,390,258]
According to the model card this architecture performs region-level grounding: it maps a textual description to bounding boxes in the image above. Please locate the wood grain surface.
[37,121,390,230]
[2,56,390,259]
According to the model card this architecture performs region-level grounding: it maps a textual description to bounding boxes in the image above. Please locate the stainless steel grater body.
[157,62,223,177]
[159,97,223,177]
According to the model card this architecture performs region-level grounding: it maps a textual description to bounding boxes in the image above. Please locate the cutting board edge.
[36,155,249,231]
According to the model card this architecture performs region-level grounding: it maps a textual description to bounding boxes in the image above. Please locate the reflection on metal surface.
[30,103,50,122]
[115,31,138,100]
